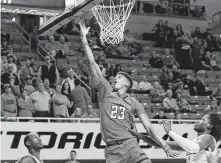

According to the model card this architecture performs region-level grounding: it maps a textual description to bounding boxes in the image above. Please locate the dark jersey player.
[79,21,178,163]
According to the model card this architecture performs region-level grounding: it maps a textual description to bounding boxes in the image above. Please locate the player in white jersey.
[129,113,221,163]
[16,132,43,163]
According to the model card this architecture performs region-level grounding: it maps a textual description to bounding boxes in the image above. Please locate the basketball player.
[16,132,43,163]
[79,21,178,163]
[128,113,221,163]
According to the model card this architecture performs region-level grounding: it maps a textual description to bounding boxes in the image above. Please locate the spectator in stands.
[206,34,214,48]
[109,76,115,88]
[161,49,180,68]
[200,50,213,71]
[115,42,133,59]
[56,36,70,58]
[210,52,220,71]
[153,109,168,119]
[61,69,75,91]
[70,79,91,115]
[149,51,163,68]
[43,78,55,96]
[173,112,182,124]
[160,65,170,89]
[203,28,211,39]
[150,82,165,103]
[1,40,12,57]
[29,56,38,77]
[9,75,21,97]
[18,89,34,118]
[6,54,18,73]
[204,100,221,114]
[82,105,99,118]
[191,40,204,72]
[163,90,179,112]
[152,20,165,47]
[185,31,194,45]
[1,63,19,86]
[175,81,191,98]
[44,36,59,56]
[192,27,203,39]
[24,76,35,96]
[64,21,80,35]
[76,59,89,80]
[172,65,182,81]
[138,76,152,93]
[70,107,82,118]
[175,24,184,37]
[1,29,10,43]
[113,64,123,76]
[130,71,139,92]
[52,85,70,118]
[61,81,73,115]
[164,21,173,48]
[30,82,51,117]
[212,35,221,51]
[168,72,176,84]
[155,0,169,14]
[18,57,32,84]
[183,74,196,95]
[38,55,60,87]
[1,84,17,118]
[176,92,192,113]
[64,150,80,163]
[194,74,212,96]
[211,83,221,105]
[105,63,114,80]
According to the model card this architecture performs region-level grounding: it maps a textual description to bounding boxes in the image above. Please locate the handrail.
[211,10,221,29]
[0,117,199,123]
[37,43,53,59]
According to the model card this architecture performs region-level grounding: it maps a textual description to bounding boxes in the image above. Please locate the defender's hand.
[127,127,139,137]
[161,120,172,134]
[165,147,181,158]
[79,20,90,36]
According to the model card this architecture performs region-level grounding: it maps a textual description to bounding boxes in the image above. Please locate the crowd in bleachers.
[1,10,221,122]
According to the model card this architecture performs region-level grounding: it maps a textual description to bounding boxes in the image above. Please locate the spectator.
[192,27,203,39]
[56,36,70,58]
[4,54,18,73]
[1,40,12,57]
[210,52,220,71]
[175,24,184,37]
[211,83,221,105]
[115,42,132,59]
[1,30,10,43]
[194,74,212,96]
[152,20,165,47]
[109,76,115,88]
[38,55,60,86]
[100,63,108,78]
[18,57,32,84]
[203,28,211,39]
[155,0,169,14]
[130,71,139,92]
[160,65,170,89]
[183,74,196,96]
[43,78,55,96]
[153,109,168,119]
[24,76,36,96]
[175,81,191,99]
[150,82,165,103]
[168,72,175,84]
[212,35,221,51]
[52,85,70,118]
[18,90,34,119]
[176,92,192,113]
[63,21,80,35]
[173,112,182,124]
[138,76,152,93]
[61,81,74,115]
[64,150,80,163]
[105,63,114,80]
[29,56,38,77]
[161,49,179,68]
[204,100,221,114]
[82,105,99,118]
[76,59,90,80]
[29,82,51,117]
[1,63,19,86]
[113,64,123,76]
[200,51,213,71]
[163,90,179,112]
[70,79,91,115]
[9,75,21,97]
[149,51,163,68]
[206,34,214,48]
[191,42,205,72]
[61,69,75,91]
[172,65,182,81]
[1,84,17,117]
[185,31,194,45]
[44,36,59,56]
[164,21,173,48]
[70,107,82,118]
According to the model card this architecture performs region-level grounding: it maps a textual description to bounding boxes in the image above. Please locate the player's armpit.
[196,135,214,151]
[18,156,36,163]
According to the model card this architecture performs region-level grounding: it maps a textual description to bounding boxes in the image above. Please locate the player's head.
[194,113,221,141]
[24,132,43,152]
[70,150,77,160]
[113,71,133,92]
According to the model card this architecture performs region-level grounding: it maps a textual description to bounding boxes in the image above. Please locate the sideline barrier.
[1,119,220,160]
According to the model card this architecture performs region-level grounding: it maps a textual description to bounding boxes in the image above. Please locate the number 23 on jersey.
[110,106,125,120]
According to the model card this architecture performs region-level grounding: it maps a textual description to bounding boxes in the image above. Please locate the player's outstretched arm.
[79,20,103,80]
[161,120,215,153]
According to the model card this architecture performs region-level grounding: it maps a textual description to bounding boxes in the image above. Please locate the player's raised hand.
[79,20,90,37]
[164,146,181,158]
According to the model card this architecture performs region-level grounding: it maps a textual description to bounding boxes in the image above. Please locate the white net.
[91,0,135,44]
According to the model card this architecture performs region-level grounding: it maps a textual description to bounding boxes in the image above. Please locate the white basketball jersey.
[16,154,43,163]
[186,135,218,163]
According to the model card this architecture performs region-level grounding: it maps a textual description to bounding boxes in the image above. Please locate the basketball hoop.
[91,0,135,44]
